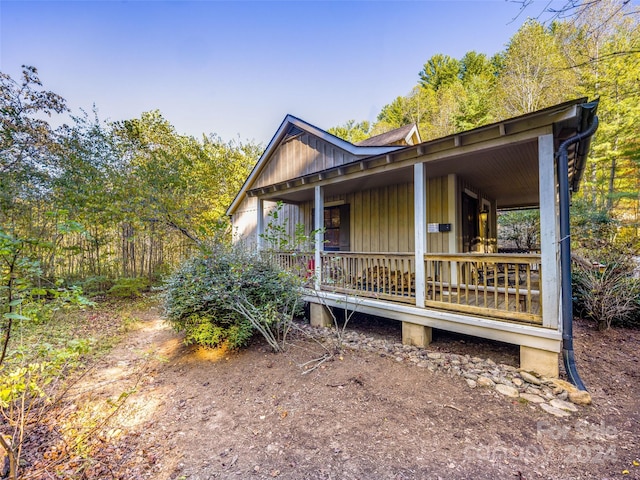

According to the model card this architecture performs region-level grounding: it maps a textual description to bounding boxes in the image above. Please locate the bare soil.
[26,307,640,480]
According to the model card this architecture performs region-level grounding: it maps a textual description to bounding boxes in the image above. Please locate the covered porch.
[231,99,598,378]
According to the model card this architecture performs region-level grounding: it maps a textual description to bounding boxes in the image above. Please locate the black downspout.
[556,116,599,392]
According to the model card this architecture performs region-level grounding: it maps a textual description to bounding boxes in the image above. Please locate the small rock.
[486,358,496,366]
[427,352,442,360]
[495,377,514,387]
[495,384,519,398]
[513,378,524,387]
[526,386,542,395]
[477,376,496,387]
[519,393,545,404]
[416,361,429,368]
[550,399,579,412]
[541,387,556,400]
[463,372,478,381]
[539,403,571,418]
[550,378,579,394]
[557,391,569,401]
[568,390,592,406]
[465,379,477,389]
[520,371,542,385]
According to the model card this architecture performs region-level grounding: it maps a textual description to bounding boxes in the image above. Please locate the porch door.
[461,192,479,252]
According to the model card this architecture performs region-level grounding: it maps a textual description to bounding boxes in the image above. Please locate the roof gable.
[227,115,402,216]
[356,124,421,147]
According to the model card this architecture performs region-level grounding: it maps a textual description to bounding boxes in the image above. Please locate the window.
[313,204,350,251]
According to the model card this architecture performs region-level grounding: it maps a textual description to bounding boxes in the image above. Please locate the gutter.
[556,105,599,391]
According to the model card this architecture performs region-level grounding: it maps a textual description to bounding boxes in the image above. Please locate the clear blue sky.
[2,1,536,145]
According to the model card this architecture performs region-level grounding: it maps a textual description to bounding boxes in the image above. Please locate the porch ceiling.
[265,138,541,209]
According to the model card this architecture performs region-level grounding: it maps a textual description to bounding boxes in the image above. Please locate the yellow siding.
[346,182,415,253]
[254,135,359,189]
[235,176,460,255]
[426,176,450,253]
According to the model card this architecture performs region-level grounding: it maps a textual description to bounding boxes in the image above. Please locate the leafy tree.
[492,20,577,118]
[455,52,498,130]
[328,119,372,144]
[419,54,462,90]
[572,11,640,218]
[113,111,259,246]
[497,210,540,250]
[1,66,67,233]
[374,88,435,138]
[51,110,124,278]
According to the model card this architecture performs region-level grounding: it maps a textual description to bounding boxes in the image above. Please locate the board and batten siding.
[233,176,454,254]
[232,196,309,248]
[253,134,360,190]
[324,177,451,254]
[341,183,414,253]
[425,175,451,254]
[344,177,450,253]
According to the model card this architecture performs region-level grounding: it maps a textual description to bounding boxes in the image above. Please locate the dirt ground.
[27,306,640,480]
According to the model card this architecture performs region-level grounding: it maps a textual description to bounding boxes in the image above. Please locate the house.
[227,98,599,379]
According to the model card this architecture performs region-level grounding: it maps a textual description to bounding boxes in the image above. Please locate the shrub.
[573,259,640,330]
[77,276,114,296]
[106,277,150,298]
[164,243,303,351]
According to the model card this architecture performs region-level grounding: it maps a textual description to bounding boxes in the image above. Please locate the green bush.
[106,277,150,298]
[164,243,302,350]
[77,276,114,296]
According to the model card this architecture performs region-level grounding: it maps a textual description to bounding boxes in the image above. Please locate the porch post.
[256,197,264,251]
[414,163,427,308]
[314,186,323,290]
[538,134,561,329]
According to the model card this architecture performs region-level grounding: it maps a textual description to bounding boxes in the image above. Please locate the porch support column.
[414,162,427,308]
[402,322,432,348]
[256,198,265,251]
[521,345,559,378]
[310,303,333,328]
[314,186,323,291]
[538,134,561,330]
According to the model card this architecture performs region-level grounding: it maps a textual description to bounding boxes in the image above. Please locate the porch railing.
[266,250,543,325]
[320,252,416,304]
[265,251,315,282]
[424,253,542,324]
